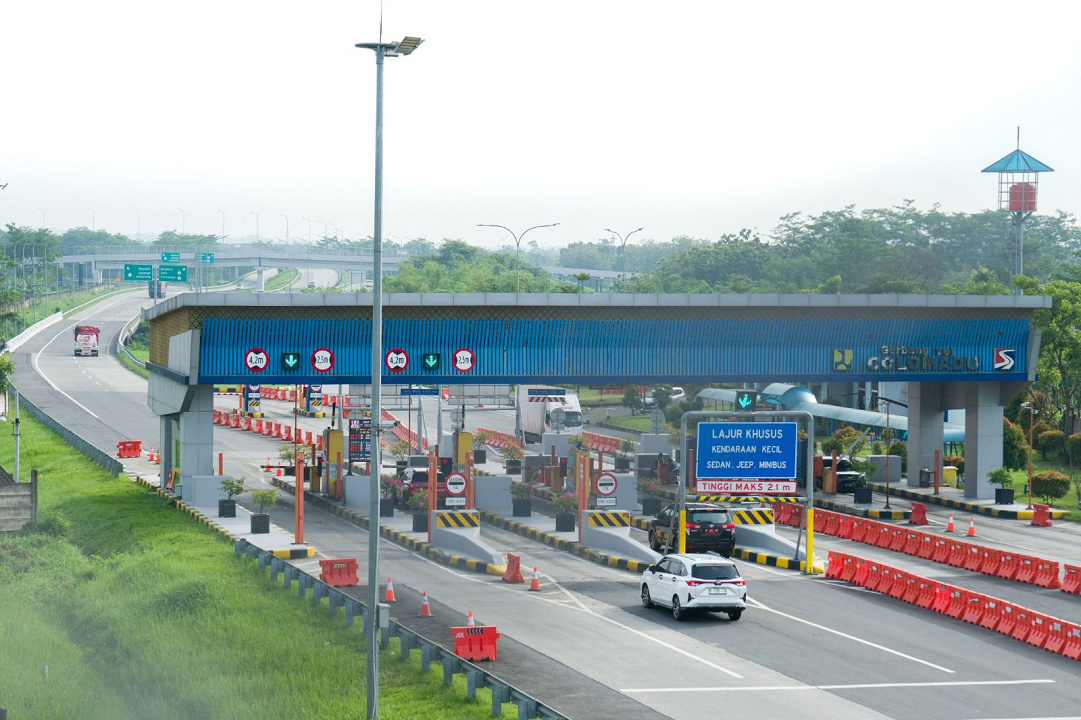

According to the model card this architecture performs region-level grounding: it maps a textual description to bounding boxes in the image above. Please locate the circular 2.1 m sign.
[445,472,467,496]
[595,472,618,497]
[245,348,268,373]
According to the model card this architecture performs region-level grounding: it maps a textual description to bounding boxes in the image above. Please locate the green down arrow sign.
[736,390,757,409]
[281,352,301,371]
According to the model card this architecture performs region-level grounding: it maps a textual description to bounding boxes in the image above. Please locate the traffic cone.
[154,448,161,465]
[147,448,155,463]
[418,591,432,617]
[528,567,540,591]
[467,611,475,626]
[384,577,397,602]
[265,457,272,473]
[945,513,955,532]
[275,466,282,477]
[966,517,976,537]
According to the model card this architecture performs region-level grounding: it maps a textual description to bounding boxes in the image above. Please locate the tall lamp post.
[1021,400,1037,509]
[476,222,559,293]
[88,208,96,231]
[177,207,186,234]
[217,209,226,241]
[302,216,312,244]
[251,212,259,243]
[38,208,45,229]
[878,399,894,510]
[133,207,140,242]
[605,226,643,277]
[281,214,290,245]
[355,33,423,720]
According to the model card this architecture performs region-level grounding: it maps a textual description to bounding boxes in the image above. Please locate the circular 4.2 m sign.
[445,472,467,496]
[245,348,268,373]
[385,349,409,373]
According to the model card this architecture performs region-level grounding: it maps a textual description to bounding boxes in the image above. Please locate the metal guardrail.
[7,388,124,476]
[232,539,569,719]
[117,314,146,369]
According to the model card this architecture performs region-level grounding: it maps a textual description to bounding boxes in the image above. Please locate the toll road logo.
[833,349,853,371]
[993,348,1015,371]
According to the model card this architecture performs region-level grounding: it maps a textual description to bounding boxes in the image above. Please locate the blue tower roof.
[981,149,1054,173]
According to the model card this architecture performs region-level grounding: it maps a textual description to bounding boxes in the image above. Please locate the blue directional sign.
[400,387,439,396]
[695,422,798,479]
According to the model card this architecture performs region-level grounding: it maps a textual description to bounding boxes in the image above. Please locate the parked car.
[641,553,746,621]
[818,456,866,493]
[643,386,685,407]
[401,470,449,503]
[646,502,735,556]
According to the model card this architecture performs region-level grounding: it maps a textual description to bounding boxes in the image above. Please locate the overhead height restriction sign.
[594,471,617,496]
[695,421,797,480]
[385,349,408,373]
[245,348,268,373]
[453,348,475,372]
[311,348,334,372]
[445,472,467,496]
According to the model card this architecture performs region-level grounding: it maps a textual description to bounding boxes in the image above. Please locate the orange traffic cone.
[154,448,161,465]
[528,567,540,591]
[966,517,976,537]
[147,448,155,463]
[945,513,955,533]
[275,466,282,476]
[467,611,475,626]
[384,577,397,603]
[265,457,272,473]
[419,591,432,617]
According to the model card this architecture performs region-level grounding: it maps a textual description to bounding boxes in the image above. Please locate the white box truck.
[516,386,583,443]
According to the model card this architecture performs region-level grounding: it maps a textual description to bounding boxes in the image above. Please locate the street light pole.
[281,214,290,245]
[178,207,186,234]
[476,222,559,293]
[89,208,95,231]
[605,226,643,277]
[355,33,423,720]
[38,208,45,229]
[251,212,259,243]
[1022,400,1037,509]
[302,216,312,244]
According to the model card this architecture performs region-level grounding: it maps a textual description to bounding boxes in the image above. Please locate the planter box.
[218,499,237,518]
[994,488,1015,505]
[506,459,522,475]
[379,498,395,517]
[853,487,873,504]
[412,512,428,532]
[512,498,532,517]
[473,449,487,464]
[283,467,295,477]
[641,497,663,516]
[614,457,631,471]
[250,513,270,534]
[555,512,576,532]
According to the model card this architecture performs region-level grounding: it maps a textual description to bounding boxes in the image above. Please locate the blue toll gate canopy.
[981,149,1054,174]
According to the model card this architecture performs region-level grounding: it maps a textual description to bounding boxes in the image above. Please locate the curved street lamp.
[476,222,560,293]
[606,227,643,276]
[89,208,96,231]
[1021,399,1038,509]
[251,211,259,243]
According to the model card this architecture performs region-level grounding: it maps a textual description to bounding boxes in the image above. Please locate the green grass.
[264,268,299,293]
[0,414,495,719]
[604,414,656,432]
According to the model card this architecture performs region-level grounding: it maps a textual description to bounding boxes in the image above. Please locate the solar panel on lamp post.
[355,33,423,720]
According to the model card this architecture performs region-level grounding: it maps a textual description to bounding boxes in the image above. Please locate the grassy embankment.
[0,413,494,719]
[263,268,299,293]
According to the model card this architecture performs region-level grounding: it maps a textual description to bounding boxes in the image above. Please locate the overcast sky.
[3,1,1080,250]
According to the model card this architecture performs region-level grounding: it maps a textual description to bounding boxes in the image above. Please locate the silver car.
[641,553,746,621]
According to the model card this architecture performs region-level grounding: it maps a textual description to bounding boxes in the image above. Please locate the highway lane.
[10,298,1081,719]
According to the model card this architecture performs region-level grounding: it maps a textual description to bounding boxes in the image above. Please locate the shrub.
[889,441,908,474]
[509,481,534,499]
[618,437,636,458]
[502,442,525,461]
[1031,470,1070,504]
[472,430,492,450]
[379,473,402,500]
[220,476,246,500]
[1037,430,1064,461]
[550,492,578,513]
[986,467,1013,488]
[1067,433,1081,467]
[406,488,429,512]
[1002,419,1029,471]
[250,488,277,513]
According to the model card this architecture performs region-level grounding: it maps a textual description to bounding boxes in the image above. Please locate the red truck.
[74,325,100,357]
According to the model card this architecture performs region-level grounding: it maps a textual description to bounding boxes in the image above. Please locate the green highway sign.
[735,389,758,410]
[159,264,188,282]
[123,264,153,281]
[161,252,180,263]
[422,353,441,371]
[198,252,215,264]
[281,352,301,371]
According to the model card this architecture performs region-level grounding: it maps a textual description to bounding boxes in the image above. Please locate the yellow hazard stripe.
[435,511,479,528]
[587,511,629,527]
[732,509,774,525]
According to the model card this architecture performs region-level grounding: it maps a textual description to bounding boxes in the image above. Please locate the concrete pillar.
[177,385,216,487]
[160,415,175,488]
[257,267,265,291]
[964,382,1003,501]
[906,382,944,488]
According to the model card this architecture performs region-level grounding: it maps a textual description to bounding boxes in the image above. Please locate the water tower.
[981,133,1053,294]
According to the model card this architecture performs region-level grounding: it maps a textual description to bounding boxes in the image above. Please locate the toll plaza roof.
[143,292,1050,386]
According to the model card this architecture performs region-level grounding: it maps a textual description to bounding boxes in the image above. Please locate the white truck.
[73,325,100,357]
[516,385,583,444]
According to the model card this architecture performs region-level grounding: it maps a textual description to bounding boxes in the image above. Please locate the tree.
[572,272,591,293]
[1002,418,1029,471]
[1015,276,1081,437]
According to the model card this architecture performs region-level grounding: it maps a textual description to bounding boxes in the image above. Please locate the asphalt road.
[10,292,1081,720]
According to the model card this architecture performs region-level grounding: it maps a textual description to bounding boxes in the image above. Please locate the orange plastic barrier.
[772,502,790,525]
[908,502,928,525]
[849,518,869,543]
[316,435,324,452]
[887,568,906,599]
[947,541,967,568]
[903,530,921,556]
[826,551,842,579]
[902,574,921,604]
[915,578,936,609]
[823,512,840,537]
[213,409,221,423]
[945,587,965,619]
[282,425,294,442]
[116,440,142,458]
[789,504,805,528]
[932,538,950,564]
[243,416,253,431]
[963,545,982,572]
[979,596,1001,630]
[1011,608,1032,642]
[997,552,1020,580]
[979,547,1000,576]
[1063,624,1081,660]
[304,430,313,446]
[1062,564,1081,595]
[931,583,951,614]
[874,524,893,548]
[318,558,359,587]
[1034,559,1061,590]
[1031,503,1052,527]
[253,419,263,433]
[962,591,984,624]
[450,625,500,662]
[852,558,870,586]
[229,413,239,428]
[836,515,854,539]
[916,534,935,560]
[502,552,525,584]
[864,562,884,592]
[840,554,857,583]
[1044,619,1067,655]
[1026,613,1050,649]
[1015,556,1036,584]
[581,431,620,454]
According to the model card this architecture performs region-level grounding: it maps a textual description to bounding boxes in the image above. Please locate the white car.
[641,553,746,621]
[643,386,685,407]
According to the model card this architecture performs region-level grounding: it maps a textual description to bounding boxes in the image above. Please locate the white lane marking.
[747,597,955,673]
[622,678,1055,694]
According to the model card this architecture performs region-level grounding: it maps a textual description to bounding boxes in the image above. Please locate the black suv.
[646,502,736,557]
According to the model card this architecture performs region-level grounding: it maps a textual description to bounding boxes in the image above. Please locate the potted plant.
[249,488,277,534]
[551,491,577,531]
[510,480,534,517]
[615,438,635,471]
[218,476,246,518]
[378,473,400,517]
[503,442,525,475]
[472,430,491,465]
[277,444,307,476]
[987,468,1015,505]
[407,488,429,532]
[390,439,410,475]
[637,478,664,515]
[567,434,586,451]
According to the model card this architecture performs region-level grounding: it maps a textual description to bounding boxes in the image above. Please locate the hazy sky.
[4,1,1081,250]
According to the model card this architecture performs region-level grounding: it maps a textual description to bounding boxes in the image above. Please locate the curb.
[870,483,1069,520]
